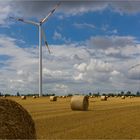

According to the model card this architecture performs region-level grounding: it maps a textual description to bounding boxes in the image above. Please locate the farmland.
[3,96,140,139]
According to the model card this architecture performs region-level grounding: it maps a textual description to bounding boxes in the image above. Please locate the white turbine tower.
[10,2,61,97]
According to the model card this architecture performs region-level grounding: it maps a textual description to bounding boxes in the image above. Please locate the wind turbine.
[10,2,61,97]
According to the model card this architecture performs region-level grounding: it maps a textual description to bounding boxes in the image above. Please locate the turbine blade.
[45,40,51,54]
[129,64,140,70]
[40,2,61,24]
[9,17,39,26]
[42,29,51,54]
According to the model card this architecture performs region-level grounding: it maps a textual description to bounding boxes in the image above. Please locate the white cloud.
[10,79,24,83]
[111,70,120,76]
[53,31,62,40]
[73,23,96,29]
[0,1,140,26]
[110,1,140,14]
[0,35,39,93]
[43,68,66,78]
[87,59,113,73]
[0,2,11,25]
[112,29,118,34]
[127,65,140,80]
[74,63,87,72]
[56,84,68,89]
[73,59,115,85]
[52,31,70,43]
[54,84,68,95]
[17,70,23,75]
[87,35,137,49]
[10,1,140,19]
[74,73,85,81]
[0,34,139,94]
[10,1,108,17]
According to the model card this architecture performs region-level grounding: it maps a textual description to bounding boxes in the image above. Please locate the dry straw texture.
[0,99,36,139]
[50,96,57,101]
[129,96,133,98]
[70,95,89,111]
[101,96,107,101]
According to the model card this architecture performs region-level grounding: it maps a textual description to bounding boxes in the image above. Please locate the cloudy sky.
[0,1,140,95]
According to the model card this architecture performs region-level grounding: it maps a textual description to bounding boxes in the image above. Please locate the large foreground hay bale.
[70,95,89,111]
[50,96,57,101]
[101,95,107,101]
[0,99,36,139]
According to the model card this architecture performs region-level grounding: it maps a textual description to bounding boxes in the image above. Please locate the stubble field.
[4,96,140,139]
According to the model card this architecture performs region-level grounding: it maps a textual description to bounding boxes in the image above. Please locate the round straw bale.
[62,96,66,98]
[50,96,57,101]
[129,96,133,98]
[70,95,89,111]
[21,96,26,100]
[0,99,36,139]
[121,96,125,99]
[33,96,36,99]
[101,95,107,101]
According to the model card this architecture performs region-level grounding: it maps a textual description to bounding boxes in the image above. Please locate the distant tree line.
[87,91,140,97]
[0,91,140,97]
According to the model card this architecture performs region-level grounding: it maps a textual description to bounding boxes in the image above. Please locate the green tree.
[136,91,140,96]
[126,91,131,96]
[121,91,124,95]
[17,92,20,96]
[89,92,92,96]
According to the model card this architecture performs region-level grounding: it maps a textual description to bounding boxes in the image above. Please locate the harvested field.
[2,96,140,139]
